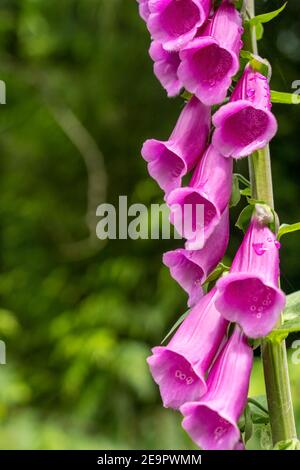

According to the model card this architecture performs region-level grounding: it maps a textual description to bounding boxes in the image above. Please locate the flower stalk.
[244,0,297,445]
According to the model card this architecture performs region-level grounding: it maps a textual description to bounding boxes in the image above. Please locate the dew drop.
[175,370,186,381]
[250,305,256,312]
[274,240,281,249]
[247,88,255,98]
[214,427,225,439]
[252,243,267,255]
[256,312,262,319]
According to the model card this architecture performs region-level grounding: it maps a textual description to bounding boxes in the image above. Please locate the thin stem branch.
[248,398,269,415]
[244,0,297,445]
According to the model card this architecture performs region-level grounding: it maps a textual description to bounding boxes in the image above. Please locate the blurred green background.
[0,0,299,450]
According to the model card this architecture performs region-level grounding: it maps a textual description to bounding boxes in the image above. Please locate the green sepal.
[161,309,190,344]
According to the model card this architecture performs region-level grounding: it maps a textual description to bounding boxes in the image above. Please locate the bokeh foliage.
[0,0,299,449]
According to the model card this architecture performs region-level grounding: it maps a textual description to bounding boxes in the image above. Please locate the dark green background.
[0,0,299,449]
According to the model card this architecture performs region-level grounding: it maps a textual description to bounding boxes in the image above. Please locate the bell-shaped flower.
[149,41,182,97]
[142,97,210,195]
[163,207,229,307]
[212,63,278,158]
[181,326,253,450]
[178,1,243,105]
[147,0,212,51]
[137,0,151,21]
[167,144,232,250]
[215,216,286,338]
[147,288,228,409]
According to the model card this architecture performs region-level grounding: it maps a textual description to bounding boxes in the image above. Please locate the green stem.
[244,0,297,445]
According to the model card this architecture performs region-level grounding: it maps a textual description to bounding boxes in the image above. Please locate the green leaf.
[273,439,300,450]
[235,205,254,232]
[161,310,190,344]
[244,405,253,444]
[268,291,300,343]
[283,290,300,323]
[249,3,287,26]
[230,174,241,208]
[278,222,300,240]
[271,90,300,105]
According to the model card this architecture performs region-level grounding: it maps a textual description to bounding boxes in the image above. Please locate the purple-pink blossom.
[215,216,286,338]
[147,0,212,51]
[167,144,232,249]
[137,0,151,22]
[149,41,182,97]
[142,97,210,195]
[181,327,253,450]
[212,64,278,158]
[163,207,229,307]
[147,288,228,409]
[178,1,243,105]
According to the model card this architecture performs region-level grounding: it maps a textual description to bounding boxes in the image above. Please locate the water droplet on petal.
[256,312,262,319]
[250,305,256,312]
[247,88,255,98]
[274,240,281,249]
[252,243,267,255]
[214,427,225,439]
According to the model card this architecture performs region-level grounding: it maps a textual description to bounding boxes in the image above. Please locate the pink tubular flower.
[215,216,286,338]
[147,288,228,409]
[181,326,253,450]
[212,64,278,158]
[178,1,243,105]
[147,0,212,51]
[163,207,229,307]
[167,144,232,250]
[141,97,210,195]
[137,0,151,21]
[149,41,182,97]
